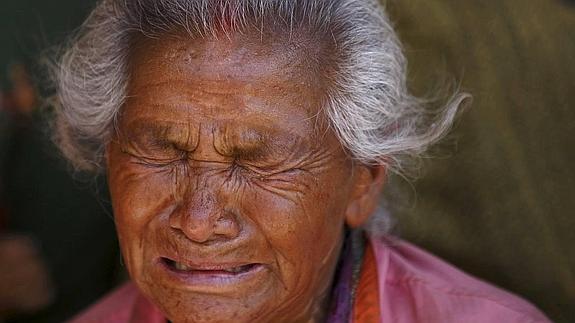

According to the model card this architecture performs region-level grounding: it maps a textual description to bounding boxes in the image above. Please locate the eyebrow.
[120,117,310,158]
[213,125,309,160]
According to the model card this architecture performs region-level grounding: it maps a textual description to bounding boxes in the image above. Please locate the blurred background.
[0,2,120,323]
[0,0,573,322]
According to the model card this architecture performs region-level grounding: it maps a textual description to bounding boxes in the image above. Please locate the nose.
[169,188,240,243]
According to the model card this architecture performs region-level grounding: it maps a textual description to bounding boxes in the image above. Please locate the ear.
[344,164,387,228]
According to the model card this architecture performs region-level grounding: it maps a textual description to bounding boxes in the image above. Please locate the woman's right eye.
[121,137,186,167]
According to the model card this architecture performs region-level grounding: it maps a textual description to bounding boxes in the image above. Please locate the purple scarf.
[325,230,365,323]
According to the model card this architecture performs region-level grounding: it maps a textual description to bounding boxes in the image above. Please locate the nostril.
[168,194,240,242]
[216,215,241,239]
[168,204,216,242]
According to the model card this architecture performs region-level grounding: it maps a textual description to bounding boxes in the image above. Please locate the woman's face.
[107,34,374,322]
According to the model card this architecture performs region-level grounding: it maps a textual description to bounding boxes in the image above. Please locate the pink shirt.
[372,236,550,323]
[70,236,551,322]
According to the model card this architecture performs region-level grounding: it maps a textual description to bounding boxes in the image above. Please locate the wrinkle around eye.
[239,162,304,179]
[237,163,313,194]
[249,176,309,206]
[119,145,188,169]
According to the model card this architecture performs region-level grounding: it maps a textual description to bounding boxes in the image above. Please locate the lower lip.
[156,259,266,293]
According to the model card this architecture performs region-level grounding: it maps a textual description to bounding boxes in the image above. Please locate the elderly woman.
[49,0,550,322]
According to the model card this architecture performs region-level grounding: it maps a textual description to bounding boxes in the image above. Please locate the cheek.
[108,157,176,277]
[243,178,346,292]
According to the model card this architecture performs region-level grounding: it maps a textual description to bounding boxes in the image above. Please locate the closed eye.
[238,162,306,179]
[120,146,186,168]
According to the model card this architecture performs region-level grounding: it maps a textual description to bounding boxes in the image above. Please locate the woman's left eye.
[237,162,302,180]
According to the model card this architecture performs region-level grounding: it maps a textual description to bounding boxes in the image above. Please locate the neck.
[322,228,366,323]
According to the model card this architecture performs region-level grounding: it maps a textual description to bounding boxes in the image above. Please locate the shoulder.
[68,282,141,323]
[369,236,551,323]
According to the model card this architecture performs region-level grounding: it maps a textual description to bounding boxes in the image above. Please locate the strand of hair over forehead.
[51,0,467,177]
[123,0,341,37]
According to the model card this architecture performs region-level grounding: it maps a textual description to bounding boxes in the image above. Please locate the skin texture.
[106,32,385,323]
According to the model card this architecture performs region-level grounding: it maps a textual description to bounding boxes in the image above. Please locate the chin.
[152,291,277,323]
[135,266,282,323]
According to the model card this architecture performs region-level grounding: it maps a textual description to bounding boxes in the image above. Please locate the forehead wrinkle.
[128,85,294,122]
[126,77,281,119]
[128,65,313,109]
[126,79,252,103]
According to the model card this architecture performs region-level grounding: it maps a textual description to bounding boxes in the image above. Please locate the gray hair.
[47,0,467,234]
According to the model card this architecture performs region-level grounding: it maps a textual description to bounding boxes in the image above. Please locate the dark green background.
[0,1,95,85]
[387,1,575,322]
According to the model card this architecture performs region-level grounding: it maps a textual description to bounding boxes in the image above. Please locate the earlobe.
[344,164,386,228]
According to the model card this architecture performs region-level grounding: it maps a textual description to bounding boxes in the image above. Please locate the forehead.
[127,29,327,94]
[123,32,329,135]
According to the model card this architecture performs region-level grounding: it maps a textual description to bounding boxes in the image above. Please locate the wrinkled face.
[107,33,374,323]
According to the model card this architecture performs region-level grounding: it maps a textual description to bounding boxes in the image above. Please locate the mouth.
[157,257,266,292]
[161,257,259,275]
